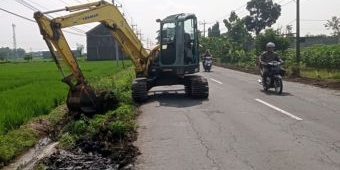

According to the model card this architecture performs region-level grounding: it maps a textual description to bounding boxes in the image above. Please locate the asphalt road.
[134,65,340,170]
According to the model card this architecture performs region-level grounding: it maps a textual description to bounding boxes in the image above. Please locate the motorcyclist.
[259,42,283,86]
[202,49,212,62]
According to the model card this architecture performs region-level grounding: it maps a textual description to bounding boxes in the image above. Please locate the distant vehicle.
[203,56,212,72]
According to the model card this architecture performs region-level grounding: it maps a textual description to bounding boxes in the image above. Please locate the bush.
[59,132,76,149]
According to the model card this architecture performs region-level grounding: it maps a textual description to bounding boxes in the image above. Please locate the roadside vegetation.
[58,67,137,149]
[0,60,134,165]
[39,67,138,169]
[200,0,340,85]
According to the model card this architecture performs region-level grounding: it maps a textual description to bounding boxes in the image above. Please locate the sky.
[0,0,340,52]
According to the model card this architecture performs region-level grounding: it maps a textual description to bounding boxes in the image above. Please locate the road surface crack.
[184,114,221,170]
[225,135,256,170]
[294,95,339,115]
[318,151,340,168]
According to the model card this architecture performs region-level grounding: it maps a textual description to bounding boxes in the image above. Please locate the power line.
[13,0,88,35]
[25,0,49,10]
[234,3,247,12]
[73,0,83,4]
[211,0,283,25]
[301,19,327,22]
[277,0,289,4]
[0,7,35,22]
[282,0,295,7]
[0,7,85,36]
[114,0,152,43]
[14,0,39,11]
[54,0,68,6]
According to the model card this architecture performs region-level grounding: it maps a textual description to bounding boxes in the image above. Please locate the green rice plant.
[0,60,132,134]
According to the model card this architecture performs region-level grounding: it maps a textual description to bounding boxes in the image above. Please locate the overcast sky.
[0,0,339,52]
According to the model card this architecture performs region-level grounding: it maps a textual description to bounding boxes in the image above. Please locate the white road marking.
[210,78,223,85]
[255,99,303,121]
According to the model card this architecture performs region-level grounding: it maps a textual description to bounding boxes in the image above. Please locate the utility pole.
[146,38,150,48]
[131,24,137,34]
[146,38,153,48]
[136,30,140,40]
[295,0,301,76]
[137,29,143,41]
[200,20,207,37]
[115,41,119,65]
[12,24,17,59]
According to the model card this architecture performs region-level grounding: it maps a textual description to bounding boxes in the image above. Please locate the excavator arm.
[34,1,157,114]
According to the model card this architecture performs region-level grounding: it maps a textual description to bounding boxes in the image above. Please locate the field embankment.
[0,60,135,166]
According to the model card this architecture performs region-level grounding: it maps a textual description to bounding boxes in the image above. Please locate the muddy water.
[2,138,58,170]
[42,139,138,170]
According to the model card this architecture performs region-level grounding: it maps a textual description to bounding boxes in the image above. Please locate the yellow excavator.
[34,1,209,115]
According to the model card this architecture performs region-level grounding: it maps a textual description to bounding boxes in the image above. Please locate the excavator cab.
[157,13,200,75]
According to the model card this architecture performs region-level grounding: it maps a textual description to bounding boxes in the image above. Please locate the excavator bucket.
[66,83,101,116]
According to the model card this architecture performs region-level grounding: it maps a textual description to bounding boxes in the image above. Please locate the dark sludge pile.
[42,139,139,170]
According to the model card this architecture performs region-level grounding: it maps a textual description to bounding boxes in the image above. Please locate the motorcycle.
[203,56,213,72]
[258,61,285,94]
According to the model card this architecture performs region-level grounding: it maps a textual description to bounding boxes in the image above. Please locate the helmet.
[266,42,275,48]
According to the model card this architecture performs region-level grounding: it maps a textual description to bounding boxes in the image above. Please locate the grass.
[0,60,131,134]
[0,128,37,163]
[0,60,133,165]
[300,68,340,80]
[0,105,65,164]
[58,67,137,149]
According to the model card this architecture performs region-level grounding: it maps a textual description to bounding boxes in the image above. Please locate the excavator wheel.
[185,76,209,99]
[66,84,101,116]
[132,78,148,103]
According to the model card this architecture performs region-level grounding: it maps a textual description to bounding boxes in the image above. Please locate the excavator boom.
[34,1,155,115]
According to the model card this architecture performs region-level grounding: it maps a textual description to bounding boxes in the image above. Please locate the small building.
[86,24,125,61]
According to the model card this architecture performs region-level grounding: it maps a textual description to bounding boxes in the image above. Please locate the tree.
[24,54,33,62]
[244,0,281,36]
[284,24,295,38]
[16,48,26,58]
[325,16,340,42]
[208,22,221,37]
[255,28,290,54]
[223,11,252,50]
[0,48,10,59]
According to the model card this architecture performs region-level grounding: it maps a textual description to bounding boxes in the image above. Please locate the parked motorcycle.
[203,56,213,72]
[258,61,285,94]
